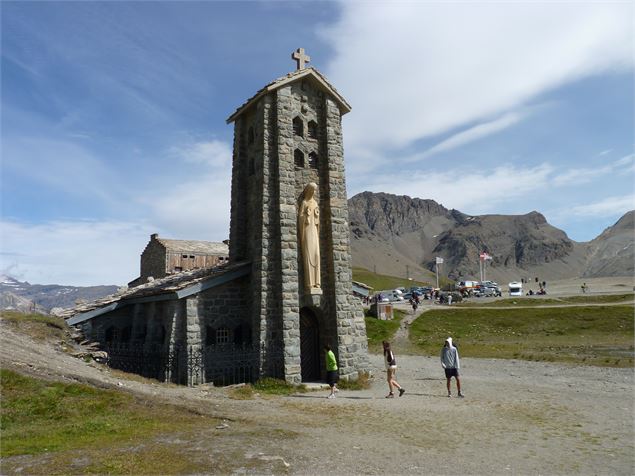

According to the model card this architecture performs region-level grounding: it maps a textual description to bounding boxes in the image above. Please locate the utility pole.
[406,265,410,280]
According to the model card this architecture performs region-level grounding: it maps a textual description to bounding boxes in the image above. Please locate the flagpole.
[435,262,439,289]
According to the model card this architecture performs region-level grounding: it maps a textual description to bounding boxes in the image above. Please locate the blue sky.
[1,1,633,286]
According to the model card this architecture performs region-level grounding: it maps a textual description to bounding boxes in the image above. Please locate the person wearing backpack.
[382,341,405,398]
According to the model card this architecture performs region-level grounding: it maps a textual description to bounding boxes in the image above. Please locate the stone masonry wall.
[323,96,370,379]
[140,240,168,282]
[276,85,302,383]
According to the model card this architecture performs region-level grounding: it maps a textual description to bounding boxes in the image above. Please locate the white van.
[508,281,523,296]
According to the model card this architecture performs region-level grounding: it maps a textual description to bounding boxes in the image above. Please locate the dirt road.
[2,322,633,475]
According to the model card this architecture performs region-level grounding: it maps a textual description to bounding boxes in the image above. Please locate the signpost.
[435,257,443,288]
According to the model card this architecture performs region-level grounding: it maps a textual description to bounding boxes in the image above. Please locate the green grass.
[352,267,431,292]
[253,377,307,395]
[0,311,69,342]
[458,293,635,307]
[365,309,405,352]
[409,305,634,367]
[0,369,216,457]
[228,378,308,399]
[337,371,371,390]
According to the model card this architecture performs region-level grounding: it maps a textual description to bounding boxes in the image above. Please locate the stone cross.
[292,48,311,70]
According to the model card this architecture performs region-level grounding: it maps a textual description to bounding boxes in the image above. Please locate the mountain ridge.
[348,192,633,283]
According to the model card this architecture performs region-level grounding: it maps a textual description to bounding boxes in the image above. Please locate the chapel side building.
[226,60,370,383]
[128,234,229,288]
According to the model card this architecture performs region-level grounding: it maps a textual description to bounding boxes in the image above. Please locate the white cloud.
[143,140,232,241]
[170,139,232,167]
[323,2,633,159]
[0,138,234,286]
[0,219,155,286]
[552,153,635,186]
[568,195,635,217]
[357,163,553,213]
[414,111,526,160]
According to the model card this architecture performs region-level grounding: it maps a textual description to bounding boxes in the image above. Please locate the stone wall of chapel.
[197,278,250,345]
[323,97,370,378]
[275,84,302,383]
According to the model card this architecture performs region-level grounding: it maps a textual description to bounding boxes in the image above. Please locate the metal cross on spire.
[292,47,311,70]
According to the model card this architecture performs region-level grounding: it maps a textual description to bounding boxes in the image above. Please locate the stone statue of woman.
[298,182,321,289]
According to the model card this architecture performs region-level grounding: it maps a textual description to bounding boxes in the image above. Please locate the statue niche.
[298,182,321,290]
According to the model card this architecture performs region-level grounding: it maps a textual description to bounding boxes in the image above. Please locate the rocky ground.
[1,312,634,475]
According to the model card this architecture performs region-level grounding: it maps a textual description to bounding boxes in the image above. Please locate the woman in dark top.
[382,341,405,398]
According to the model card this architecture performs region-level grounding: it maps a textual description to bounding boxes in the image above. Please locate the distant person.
[542,281,546,289]
[382,341,405,398]
[581,283,587,294]
[448,294,453,305]
[324,345,339,399]
[441,337,463,398]
[410,297,418,313]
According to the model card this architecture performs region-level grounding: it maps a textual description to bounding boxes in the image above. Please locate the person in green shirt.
[324,345,339,399]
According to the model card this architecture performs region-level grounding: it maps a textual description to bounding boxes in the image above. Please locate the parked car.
[475,283,502,297]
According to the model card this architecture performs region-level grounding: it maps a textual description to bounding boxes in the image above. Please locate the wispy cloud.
[414,111,527,161]
[552,154,635,186]
[568,195,635,217]
[356,163,553,213]
[1,219,155,286]
[143,140,232,241]
[322,2,633,160]
[2,135,128,207]
[170,139,232,167]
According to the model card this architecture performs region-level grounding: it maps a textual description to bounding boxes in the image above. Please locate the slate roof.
[156,238,228,255]
[226,67,351,124]
[55,261,250,324]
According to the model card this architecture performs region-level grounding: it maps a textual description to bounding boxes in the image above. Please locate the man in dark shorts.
[441,337,463,398]
[324,345,339,399]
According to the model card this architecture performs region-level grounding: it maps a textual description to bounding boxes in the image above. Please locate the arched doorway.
[300,307,320,381]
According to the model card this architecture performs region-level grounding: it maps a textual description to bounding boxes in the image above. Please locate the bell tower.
[226,48,369,383]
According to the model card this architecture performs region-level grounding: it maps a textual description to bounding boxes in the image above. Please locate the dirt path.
[2,321,633,475]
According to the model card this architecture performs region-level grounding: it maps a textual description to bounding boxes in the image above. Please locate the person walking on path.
[383,341,405,398]
[324,345,339,399]
[441,337,463,398]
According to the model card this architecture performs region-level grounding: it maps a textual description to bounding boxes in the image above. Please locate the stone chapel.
[61,49,370,385]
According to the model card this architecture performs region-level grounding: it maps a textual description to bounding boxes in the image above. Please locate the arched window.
[293,117,304,137]
[294,149,305,168]
[216,327,231,344]
[308,120,318,139]
[308,152,318,169]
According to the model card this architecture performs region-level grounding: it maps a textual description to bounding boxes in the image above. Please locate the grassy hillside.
[0,370,221,468]
[364,309,406,352]
[457,293,635,307]
[409,305,634,367]
[352,267,431,292]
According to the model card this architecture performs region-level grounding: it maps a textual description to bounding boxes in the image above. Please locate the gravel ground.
[2,320,634,475]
